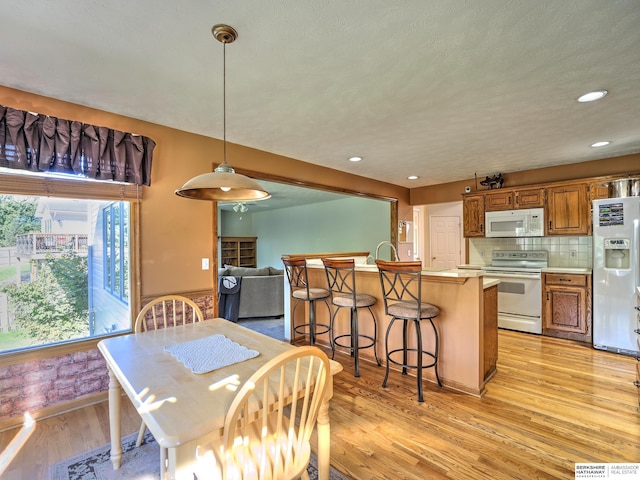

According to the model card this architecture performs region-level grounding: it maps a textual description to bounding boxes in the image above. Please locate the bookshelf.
[220,237,257,267]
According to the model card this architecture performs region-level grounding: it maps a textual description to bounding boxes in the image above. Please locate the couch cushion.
[226,266,271,277]
[268,266,284,276]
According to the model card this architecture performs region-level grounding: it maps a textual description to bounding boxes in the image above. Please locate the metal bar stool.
[282,257,331,346]
[322,258,381,377]
[375,259,442,402]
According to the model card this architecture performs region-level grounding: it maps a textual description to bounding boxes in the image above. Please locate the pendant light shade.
[175,24,270,202]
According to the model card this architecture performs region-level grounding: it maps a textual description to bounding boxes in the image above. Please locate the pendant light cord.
[222,41,227,164]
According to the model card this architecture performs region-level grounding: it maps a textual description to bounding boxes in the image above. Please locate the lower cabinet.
[542,272,592,343]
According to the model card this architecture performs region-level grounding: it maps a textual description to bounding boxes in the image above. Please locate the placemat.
[164,334,259,374]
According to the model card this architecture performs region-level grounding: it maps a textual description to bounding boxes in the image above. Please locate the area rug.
[50,431,349,480]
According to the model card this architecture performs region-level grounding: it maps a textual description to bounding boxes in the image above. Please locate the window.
[103,202,129,303]
[0,170,139,354]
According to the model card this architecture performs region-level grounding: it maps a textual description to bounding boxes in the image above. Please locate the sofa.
[218,265,285,320]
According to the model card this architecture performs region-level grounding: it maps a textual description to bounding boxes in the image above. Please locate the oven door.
[483,270,542,334]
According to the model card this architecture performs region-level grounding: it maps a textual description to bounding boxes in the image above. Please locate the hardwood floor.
[2,329,639,479]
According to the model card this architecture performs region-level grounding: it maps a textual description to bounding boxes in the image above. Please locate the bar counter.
[284,262,497,397]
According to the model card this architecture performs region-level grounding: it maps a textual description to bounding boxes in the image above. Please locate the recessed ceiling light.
[348,156,362,162]
[577,90,608,102]
[590,141,611,147]
[407,175,418,180]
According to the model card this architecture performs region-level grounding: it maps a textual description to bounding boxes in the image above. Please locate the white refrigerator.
[592,197,640,356]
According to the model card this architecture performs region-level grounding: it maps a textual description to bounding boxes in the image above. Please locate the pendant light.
[175,24,270,201]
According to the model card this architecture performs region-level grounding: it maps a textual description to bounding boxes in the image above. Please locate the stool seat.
[332,293,376,308]
[292,287,330,301]
[323,258,381,377]
[376,259,442,402]
[387,301,440,319]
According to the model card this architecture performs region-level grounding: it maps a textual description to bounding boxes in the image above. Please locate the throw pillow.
[268,266,284,276]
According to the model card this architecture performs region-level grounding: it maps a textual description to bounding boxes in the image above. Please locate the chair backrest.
[134,295,204,332]
[282,257,310,297]
[322,258,357,305]
[375,260,423,317]
[221,346,330,479]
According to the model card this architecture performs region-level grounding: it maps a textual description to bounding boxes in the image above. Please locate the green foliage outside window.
[1,253,89,345]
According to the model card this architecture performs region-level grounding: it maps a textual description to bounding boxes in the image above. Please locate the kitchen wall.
[468,236,593,268]
[220,195,391,268]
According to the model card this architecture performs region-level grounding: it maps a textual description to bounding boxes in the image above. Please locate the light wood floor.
[2,329,639,479]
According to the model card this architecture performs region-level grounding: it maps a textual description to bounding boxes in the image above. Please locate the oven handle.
[482,272,542,280]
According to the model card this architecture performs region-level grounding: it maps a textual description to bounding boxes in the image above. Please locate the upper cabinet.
[546,183,590,235]
[485,187,545,211]
[462,172,637,237]
[463,194,485,237]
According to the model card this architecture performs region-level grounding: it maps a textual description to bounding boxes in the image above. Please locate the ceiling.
[1,1,639,191]
[218,180,353,212]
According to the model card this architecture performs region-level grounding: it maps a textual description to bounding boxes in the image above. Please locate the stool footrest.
[293,323,331,336]
[333,333,376,351]
[387,348,437,370]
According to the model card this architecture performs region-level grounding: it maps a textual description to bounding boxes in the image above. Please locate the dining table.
[97,317,342,480]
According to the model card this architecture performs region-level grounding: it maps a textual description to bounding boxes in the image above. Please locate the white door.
[430,216,461,269]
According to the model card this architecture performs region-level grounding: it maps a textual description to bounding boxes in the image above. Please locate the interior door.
[430,215,461,269]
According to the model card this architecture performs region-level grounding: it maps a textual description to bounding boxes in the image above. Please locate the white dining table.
[97,317,342,480]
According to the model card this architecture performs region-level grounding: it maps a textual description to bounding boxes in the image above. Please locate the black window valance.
[0,104,155,186]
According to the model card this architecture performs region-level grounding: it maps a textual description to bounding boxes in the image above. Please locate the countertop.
[351,264,498,288]
[457,264,592,274]
[542,267,592,274]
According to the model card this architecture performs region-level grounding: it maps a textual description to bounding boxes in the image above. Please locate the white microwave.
[485,208,544,237]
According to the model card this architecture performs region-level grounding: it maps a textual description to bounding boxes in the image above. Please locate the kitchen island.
[282,255,497,397]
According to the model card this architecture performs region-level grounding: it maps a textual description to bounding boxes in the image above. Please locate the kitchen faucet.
[375,241,399,261]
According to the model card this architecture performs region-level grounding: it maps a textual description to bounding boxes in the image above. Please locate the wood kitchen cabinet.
[463,194,485,237]
[546,183,590,235]
[542,272,592,343]
[220,236,257,267]
[484,187,545,211]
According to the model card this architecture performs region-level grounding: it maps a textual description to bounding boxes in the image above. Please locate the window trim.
[0,171,141,363]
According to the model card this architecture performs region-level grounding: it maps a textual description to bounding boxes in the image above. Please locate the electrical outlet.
[480,249,486,257]
[570,250,577,258]
[201,258,210,270]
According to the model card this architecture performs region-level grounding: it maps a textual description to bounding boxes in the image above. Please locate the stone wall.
[0,349,108,419]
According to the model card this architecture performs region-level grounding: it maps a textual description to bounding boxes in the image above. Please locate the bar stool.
[282,257,331,346]
[322,258,381,377]
[375,260,441,402]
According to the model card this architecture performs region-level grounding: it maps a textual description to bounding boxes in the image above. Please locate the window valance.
[0,104,155,186]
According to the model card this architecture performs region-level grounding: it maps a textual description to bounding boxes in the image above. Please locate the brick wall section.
[0,293,213,421]
[0,348,109,420]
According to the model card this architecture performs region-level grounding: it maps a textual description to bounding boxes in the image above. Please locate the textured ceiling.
[0,1,639,190]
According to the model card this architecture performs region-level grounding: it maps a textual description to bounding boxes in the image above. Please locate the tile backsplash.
[468,236,592,268]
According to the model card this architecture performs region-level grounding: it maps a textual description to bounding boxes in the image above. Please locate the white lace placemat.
[164,334,259,374]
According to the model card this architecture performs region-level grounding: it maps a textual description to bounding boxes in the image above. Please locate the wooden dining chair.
[133,294,204,447]
[134,294,204,332]
[193,346,331,480]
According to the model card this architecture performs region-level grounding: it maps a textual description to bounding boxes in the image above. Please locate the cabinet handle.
[480,223,484,232]
[558,278,572,282]
[546,292,550,301]
[634,380,640,388]
[549,220,552,230]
